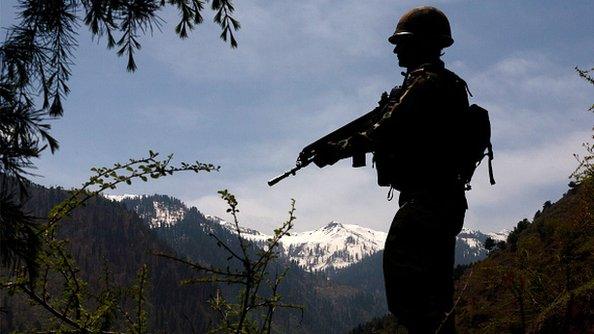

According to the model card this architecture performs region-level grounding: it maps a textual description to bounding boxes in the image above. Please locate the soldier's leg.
[383,198,435,329]
[383,195,465,333]
[422,205,465,334]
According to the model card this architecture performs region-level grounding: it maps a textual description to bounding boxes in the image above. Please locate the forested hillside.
[5,175,591,333]
[1,184,387,333]
[350,176,594,333]
[455,176,593,333]
[1,184,216,333]
[127,196,388,333]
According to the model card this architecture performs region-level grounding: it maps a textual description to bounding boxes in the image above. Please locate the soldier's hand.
[313,142,342,168]
[348,132,371,152]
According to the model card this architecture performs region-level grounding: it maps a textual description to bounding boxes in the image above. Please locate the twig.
[435,268,473,334]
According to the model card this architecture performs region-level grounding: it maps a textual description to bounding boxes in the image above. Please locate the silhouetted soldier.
[314,6,469,334]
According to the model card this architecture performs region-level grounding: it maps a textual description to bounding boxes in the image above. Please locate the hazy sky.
[2,0,593,234]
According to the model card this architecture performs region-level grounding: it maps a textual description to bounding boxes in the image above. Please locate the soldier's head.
[388,6,453,69]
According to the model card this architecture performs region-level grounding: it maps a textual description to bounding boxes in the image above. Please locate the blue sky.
[2,0,593,233]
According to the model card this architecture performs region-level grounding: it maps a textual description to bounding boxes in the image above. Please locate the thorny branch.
[1,152,217,333]
[161,193,302,333]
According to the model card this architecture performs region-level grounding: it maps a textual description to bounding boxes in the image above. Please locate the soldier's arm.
[312,91,395,167]
[312,133,371,167]
[365,72,438,147]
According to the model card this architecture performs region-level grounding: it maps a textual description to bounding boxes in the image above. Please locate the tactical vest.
[372,63,494,191]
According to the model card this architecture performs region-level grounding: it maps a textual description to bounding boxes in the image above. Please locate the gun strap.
[387,186,395,201]
[487,143,495,185]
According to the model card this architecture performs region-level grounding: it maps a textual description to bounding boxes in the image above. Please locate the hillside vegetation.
[1,184,387,333]
[0,184,216,333]
[455,176,593,333]
[351,175,593,333]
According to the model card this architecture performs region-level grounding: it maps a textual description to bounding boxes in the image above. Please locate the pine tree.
[1,0,239,282]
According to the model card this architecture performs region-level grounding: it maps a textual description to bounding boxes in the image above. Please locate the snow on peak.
[211,217,387,272]
[110,194,187,228]
[115,194,511,270]
[280,222,388,271]
[455,227,511,265]
[487,229,510,242]
[148,201,186,228]
[105,194,142,202]
[205,215,269,242]
[323,221,343,230]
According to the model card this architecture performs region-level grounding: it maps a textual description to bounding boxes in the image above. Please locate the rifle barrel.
[267,159,311,187]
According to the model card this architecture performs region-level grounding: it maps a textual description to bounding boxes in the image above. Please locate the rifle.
[268,89,400,186]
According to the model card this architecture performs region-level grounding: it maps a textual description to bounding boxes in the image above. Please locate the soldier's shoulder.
[409,66,468,95]
[410,65,464,83]
[442,68,467,87]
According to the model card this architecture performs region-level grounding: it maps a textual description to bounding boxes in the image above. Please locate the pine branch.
[212,0,239,48]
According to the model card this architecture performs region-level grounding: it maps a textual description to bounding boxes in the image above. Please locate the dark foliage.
[0,181,216,333]
[454,176,594,333]
[0,0,239,279]
[484,236,495,251]
[0,178,40,283]
[1,153,217,332]
[506,218,531,251]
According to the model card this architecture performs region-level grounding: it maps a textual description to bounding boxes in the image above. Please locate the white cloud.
[190,159,396,234]
[465,130,590,230]
[467,54,592,151]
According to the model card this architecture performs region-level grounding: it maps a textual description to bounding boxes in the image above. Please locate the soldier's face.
[393,38,415,68]
[393,38,440,68]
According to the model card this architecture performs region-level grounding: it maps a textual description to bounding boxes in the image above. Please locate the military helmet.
[388,6,454,48]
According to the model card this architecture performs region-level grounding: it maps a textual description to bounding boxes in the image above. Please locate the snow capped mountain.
[115,194,509,270]
[149,201,186,228]
[455,228,510,265]
[204,215,270,242]
[107,194,188,228]
[208,218,387,271]
[280,222,387,271]
[214,219,509,269]
[486,229,510,242]
[105,194,141,202]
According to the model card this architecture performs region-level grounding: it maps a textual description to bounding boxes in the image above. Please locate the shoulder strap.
[487,143,495,185]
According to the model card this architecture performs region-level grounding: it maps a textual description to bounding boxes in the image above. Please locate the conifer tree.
[1,0,240,281]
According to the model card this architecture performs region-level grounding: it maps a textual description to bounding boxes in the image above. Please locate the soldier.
[314,6,469,334]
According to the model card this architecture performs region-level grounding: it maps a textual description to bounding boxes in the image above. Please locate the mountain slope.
[1,185,216,333]
[115,194,506,272]
[455,228,508,265]
[349,176,594,333]
[107,194,188,228]
[455,177,594,333]
[280,221,387,271]
[151,214,387,333]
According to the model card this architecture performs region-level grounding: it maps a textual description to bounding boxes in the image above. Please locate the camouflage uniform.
[372,60,469,333]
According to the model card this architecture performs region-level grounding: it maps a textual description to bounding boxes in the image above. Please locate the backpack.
[459,104,496,189]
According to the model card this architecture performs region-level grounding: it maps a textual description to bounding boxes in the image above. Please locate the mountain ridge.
[110,193,509,271]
